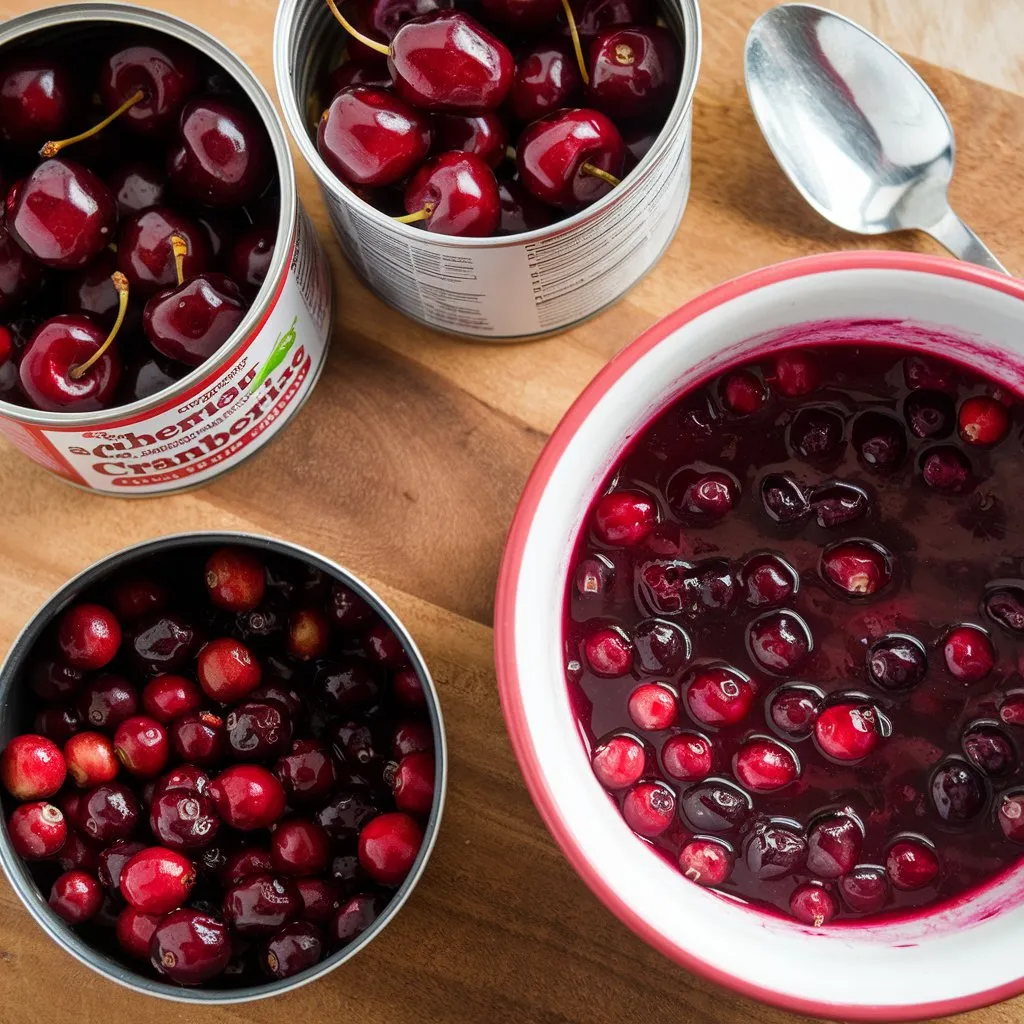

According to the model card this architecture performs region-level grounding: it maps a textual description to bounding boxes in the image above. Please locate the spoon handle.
[924,209,1010,275]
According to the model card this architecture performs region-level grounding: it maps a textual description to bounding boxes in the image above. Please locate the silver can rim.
[0,2,299,428]
[0,531,448,1004]
[272,0,702,250]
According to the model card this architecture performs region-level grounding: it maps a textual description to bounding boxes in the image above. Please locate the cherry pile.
[314,0,682,236]
[565,343,1024,926]
[0,29,278,413]
[0,543,436,986]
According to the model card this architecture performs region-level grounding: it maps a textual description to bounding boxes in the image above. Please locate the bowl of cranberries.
[0,533,445,1000]
[496,251,1024,1018]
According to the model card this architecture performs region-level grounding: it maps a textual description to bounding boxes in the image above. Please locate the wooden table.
[2,0,1024,1021]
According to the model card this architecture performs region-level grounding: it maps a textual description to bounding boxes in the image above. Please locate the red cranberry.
[34,706,82,745]
[685,667,754,727]
[733,738,798,792]
[998,792,1024,842]
[127,611,197,673]
[742,554,797,607]
[621,781,675,837]
[1,734,66,799]
[747,611,812,674]
[695,560,739,613]
[154,764,210,799]
[97,839,146,892]
[839,865,889,914]
[49,870,102,923]
[8,801,66,859]
[868,634,927,691]
[171,712,226,767]
[391,721,433,759]
[720,369,766,415]
[57,603,121,670]
[593,489,657,546]
[275,742,338,803]
[296,878,342,924]
[149,791,220,850]
[852,412,907,470]
[30,658,84,702]
[358,812,423,885]
[141,675,202,722]
[221,847,275,887]
[391,751,435,815]
[627,683,678,731]
[316,790,380,841]
[668,469,738,517]
[943,625,994,682]
[760,473,811,524]
[151,908,231,983]
[287,608,332,660]
[120,846,195,914]
[678,838,732,885]
[261,920,324,979]
[810,481,870,528]
[271,819,331,876]
[226,701,292,762]
[116,905,161,960]
[962,724,1016,776]
[78,782,140,843]
[77,674,138,730]
[198,637,261,701]
[930,760,986,823]
[591,735,645,789]
[662,733,712,782]
[821,541,892,596]
[583,627,633,677]
[209,765,286,830]
[633,618,690,675]
[64,732,119,788]
[921,446,971,492]
[806,813,863,878]
[790,407,844,460]
[744,821,806,879]
[886,838,939,890]
[114,715,169,777]
[959,395,1010,445]
[331,893,385,946]
[205,546,266,612]
[789,882,836,926]
[680,780,751,833]
[110,576,169,622]
[508,40,582,123]
[223,874,302,935]
[815,703,881,762]
[767,685,822,738]
[774,351,818,396]
[905,390,954,439]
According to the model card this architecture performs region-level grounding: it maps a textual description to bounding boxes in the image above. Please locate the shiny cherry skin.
[78,674,139,730]
[481,0,559,29]
[58,603,122,670]
[100,40,200,135]
[318,86,431,188]
[106,160,167,218]
[587,26,680,120]
[19,315,121,412]
[366,0,453,39]
[261,920,324,979]
[197,637,262,702]
[64,731,119,787]
[116,905,161,960]
[127,611,197,674]
[141,674,202,722]
[168,98,271,206]
[431,112,507,168]
[118,207,210,296]
[97,839,146,892]
[331,892,385,944]
[392,751,435,814]
[228,224,275,295]
[171,712,227,766]
[327,57,392,93]
[270,818,331,876]
[8,801,66,859]
[209,764,286,830]
[358,811,423,885]
[389,12,514,113]
[0,221,45,313]
[274,741,338,804]
[497,178,552,234]
[143,272,245,366]
[114,715,170,777]
[120,845,195,914]
[0,55,74,147]
[150,790,221,850]
[517,108,626,208]
[79,782,141,843]
[223,873,302,934]
[61,250,123,327]
[403,152,500,236]
[205,546,266,612]
[570,0,655,47]
[9,159,117,269]
[151,908,231,983]
[49,870,103,923]
[508,41,583,123]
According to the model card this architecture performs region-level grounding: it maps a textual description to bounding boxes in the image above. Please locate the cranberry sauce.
[564,344,1024,925]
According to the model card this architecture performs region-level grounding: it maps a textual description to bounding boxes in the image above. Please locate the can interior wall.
[0,533,446,1004]
[276,0,700,341]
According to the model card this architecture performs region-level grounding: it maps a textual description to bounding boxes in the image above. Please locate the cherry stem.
[393,204,434,224]
[69,273,128,380]
[40,90,146,158]
[170,234,188,287]
[561,0,590,85]
[324,0,391,57]
[581,162,620,187]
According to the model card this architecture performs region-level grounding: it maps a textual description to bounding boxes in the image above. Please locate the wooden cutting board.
[0,0,1023,1022]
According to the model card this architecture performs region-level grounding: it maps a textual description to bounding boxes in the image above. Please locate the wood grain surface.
[0,0,1023,1022]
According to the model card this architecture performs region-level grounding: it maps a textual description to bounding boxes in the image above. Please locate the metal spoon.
[744,3,1009,274]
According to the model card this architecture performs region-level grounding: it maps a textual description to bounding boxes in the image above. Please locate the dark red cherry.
[49,870,103,924]
[481,0,559,29]
[223,873,301,935]
[747,610,811,674]
[168,98,271,206]
[570,0,655,47]
[274,741,338,804]
[679,780,751,833]
[840,865,889,914]
[0,55,74,147]
[118,351,180,403]
[403,152,500,236]
[61,250,126,327]
[744,821,806,880]
[19,314,121,412]
[261,920,324,979]
[228,223,275,295]
[930,760,986,823]
[150,791,220,850]
[9,159,117,269]
[587,26,679,120]
[517,108,625,208]
[868,634,927,691]
[318,86,432,188]
[105,160,167,218]
[79,782,141,844]
[327,57,393,93]
[226,701,293,761]
[633,618,690,674]
[118,207,210,296]
[388,12,514,113]
[366,0,453,39]
[78,674,139,730]
[0,221,45,313]
[169,712,225,768]
[99,41,200,135]
[30,658,84,702]
[432,112,508,168]
[508,41,583,123]
[767,686,822,738]
[667,468,738,518]
[496,178,553,234]
[741,553,796,607]
[143,272,245,366]
[962,724,1016,777]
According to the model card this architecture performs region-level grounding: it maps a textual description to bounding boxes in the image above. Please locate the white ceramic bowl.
[494,251,1024,1020]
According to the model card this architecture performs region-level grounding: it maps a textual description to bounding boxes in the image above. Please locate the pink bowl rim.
[493,250,1024,1022]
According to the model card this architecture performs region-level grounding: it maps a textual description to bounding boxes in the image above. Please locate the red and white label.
[0,207,332,495]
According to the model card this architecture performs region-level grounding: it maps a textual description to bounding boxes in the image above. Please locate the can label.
[0,206,332,494]
[326,114,692,338]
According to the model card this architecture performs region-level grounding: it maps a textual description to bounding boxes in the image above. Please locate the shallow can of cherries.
[0,4,333,495]
[0,532,446,1002]
[273,0,700,340]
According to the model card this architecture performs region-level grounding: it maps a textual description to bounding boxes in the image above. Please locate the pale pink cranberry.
[839,864,889,914]
[662,733,713,781]
[885,838,939,890]
[820,541,891,596]
[747,611,811,674]
[593,490,657,546]
[767,686,822,738]
[685,667,754,727]
[678,838,733,885]
[943,625,994,682]
[582,627,633,677]
[621,781,675,837]
[774,351,818,396]
[815,703,881,761]
[741,554,796,607]
[958,395,1009,446]
[628,683,678,731]
[591,735,645,790]
[921,446,971,492]
[997,792,1024,842]
[789,882,837,926]
[721,369,766,415]
[575,556,614,597]
[1000,694,1024,727]
[733,738,798,792]
[806,813,863,879]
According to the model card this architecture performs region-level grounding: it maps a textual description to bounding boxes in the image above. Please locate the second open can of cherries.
[0,4,333,495]
[273,0,701,340]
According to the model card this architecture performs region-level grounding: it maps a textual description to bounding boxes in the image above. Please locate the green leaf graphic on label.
[249,317,298,393]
